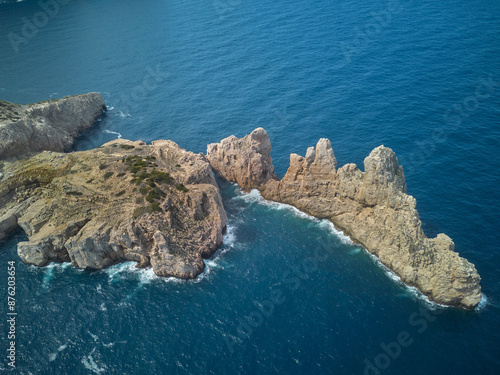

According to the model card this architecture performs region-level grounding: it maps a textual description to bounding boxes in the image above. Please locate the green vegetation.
[149,170,173,183]
[122,155,175,190]
[0,100,22,122]
[86,178,94,184]
[66,191,83,196]
[99,164,108,170]
[175,183,189,192]
[120,144,135,150]
[115,190,126,197]
[146,189,161,203]
[16,166,59,186]
[132,203,162,219]
[116,172,126,177]
[103,171,114,180]
[149,202,162,212]
[135,196,144,204]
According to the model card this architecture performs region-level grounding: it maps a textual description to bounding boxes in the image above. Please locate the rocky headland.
[0,139,227,279]
[0,93,106,159]
[207,128,481,309]
[0,94,482,309]
[0,94,226,279]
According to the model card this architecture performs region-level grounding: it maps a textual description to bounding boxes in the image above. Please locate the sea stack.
[207,128,481,310]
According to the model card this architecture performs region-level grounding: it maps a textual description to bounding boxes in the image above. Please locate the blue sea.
[1,0,500,373]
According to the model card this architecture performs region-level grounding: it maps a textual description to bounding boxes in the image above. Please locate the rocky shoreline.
[207,128,481,309]
[0,139,227,279]
[0,93,106,159]
[0,94,482,309]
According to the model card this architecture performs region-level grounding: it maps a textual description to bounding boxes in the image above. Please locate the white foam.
[81,348,106,374]
[475,294,489,312]
[105,261,161,285]
[117,111,131,118]
[138,267,159,284]
[234,189,353,244]
[88,331,99,342]
[42,266,55,288]
[99,303,107,312]
[205,260,220,268]
[40,262,72,287]
[49,342,68,361]
[235,189,315,221]
[45,262,72,270]
[223,225,237,248]
[105,261,137,281]
[191,262,214,283]
[103,130,122,139]
[363,249,448,310]
[233,189,464,309]
[317,219,354,245]
[162,277,183,284]
[348,247,362,255]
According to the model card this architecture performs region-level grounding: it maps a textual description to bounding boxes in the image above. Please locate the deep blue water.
[1,0,500,373]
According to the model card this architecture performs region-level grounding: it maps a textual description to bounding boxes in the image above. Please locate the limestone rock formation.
[0,139,227,279]
[207,129,481,309]
[207,127,277,191]
[0,93,106,159]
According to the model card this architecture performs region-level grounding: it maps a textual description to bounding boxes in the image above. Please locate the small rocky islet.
[0,93,481,309]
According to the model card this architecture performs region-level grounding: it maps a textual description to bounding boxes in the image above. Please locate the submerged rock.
[207,128,481,310]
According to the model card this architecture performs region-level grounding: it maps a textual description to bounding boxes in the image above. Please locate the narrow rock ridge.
[0,139,227,279]
[0,93,106,159]
[206,128,481,310]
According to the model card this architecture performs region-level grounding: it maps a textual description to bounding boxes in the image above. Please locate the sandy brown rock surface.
[207,128,481,309]
[0,139,227,279]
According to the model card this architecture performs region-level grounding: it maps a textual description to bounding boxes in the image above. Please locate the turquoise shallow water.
[1,0,500,374]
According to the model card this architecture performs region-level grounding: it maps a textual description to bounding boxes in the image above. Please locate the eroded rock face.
[0,139,227,279]
[207,128,481,309]
[0,93,106,159]
[207,127,277,191]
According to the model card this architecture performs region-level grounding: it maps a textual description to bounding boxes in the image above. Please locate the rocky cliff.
[207,128,481,309]
[0,93,106,159]
[0,139,227,279]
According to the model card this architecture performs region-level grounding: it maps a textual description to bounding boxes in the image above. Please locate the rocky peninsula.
[0,93,106,159]
[0,94,482,309]
[0,94,227,279]
[0,138,227,279]
[207,128,481,309]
